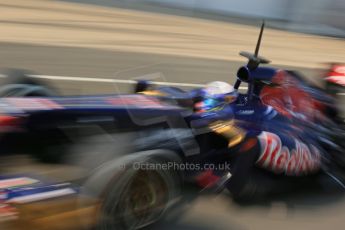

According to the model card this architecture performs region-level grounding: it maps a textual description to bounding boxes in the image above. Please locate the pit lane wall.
[145,0,345,36]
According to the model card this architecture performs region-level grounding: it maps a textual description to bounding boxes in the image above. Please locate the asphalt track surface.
[1,1,345,230]
[0,42,324,94]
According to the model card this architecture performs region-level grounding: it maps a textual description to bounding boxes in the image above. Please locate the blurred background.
[66,0,345,37]
[0,0,345,230]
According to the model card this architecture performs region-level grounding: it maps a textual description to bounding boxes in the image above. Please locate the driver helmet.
[195,81,238,112]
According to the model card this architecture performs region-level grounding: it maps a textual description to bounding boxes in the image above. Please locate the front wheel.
[0,68,56,97]
[82,150,183,230]
[100,168,171,230]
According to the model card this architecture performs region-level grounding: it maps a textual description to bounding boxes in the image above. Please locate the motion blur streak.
[0,1,345,230]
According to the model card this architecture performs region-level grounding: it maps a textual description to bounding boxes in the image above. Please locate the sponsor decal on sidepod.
[256,132,321,175]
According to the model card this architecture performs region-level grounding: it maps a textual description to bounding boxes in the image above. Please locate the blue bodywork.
[0,66,341,205]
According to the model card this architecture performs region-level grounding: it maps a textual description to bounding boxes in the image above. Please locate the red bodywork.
[260,70,326,121]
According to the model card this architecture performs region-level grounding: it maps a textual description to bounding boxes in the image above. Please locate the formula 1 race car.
[0,22,345,230]
[135,23,345,196]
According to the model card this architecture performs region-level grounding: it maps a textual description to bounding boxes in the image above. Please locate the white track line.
[30,74,249,90]
[24,74,345,96]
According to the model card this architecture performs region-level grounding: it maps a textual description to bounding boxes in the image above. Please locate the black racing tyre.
[0,68,56,97]
[81,150,183,230]
[325,81,345,120]
[227,176,262,203]
[325,81,341,99]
